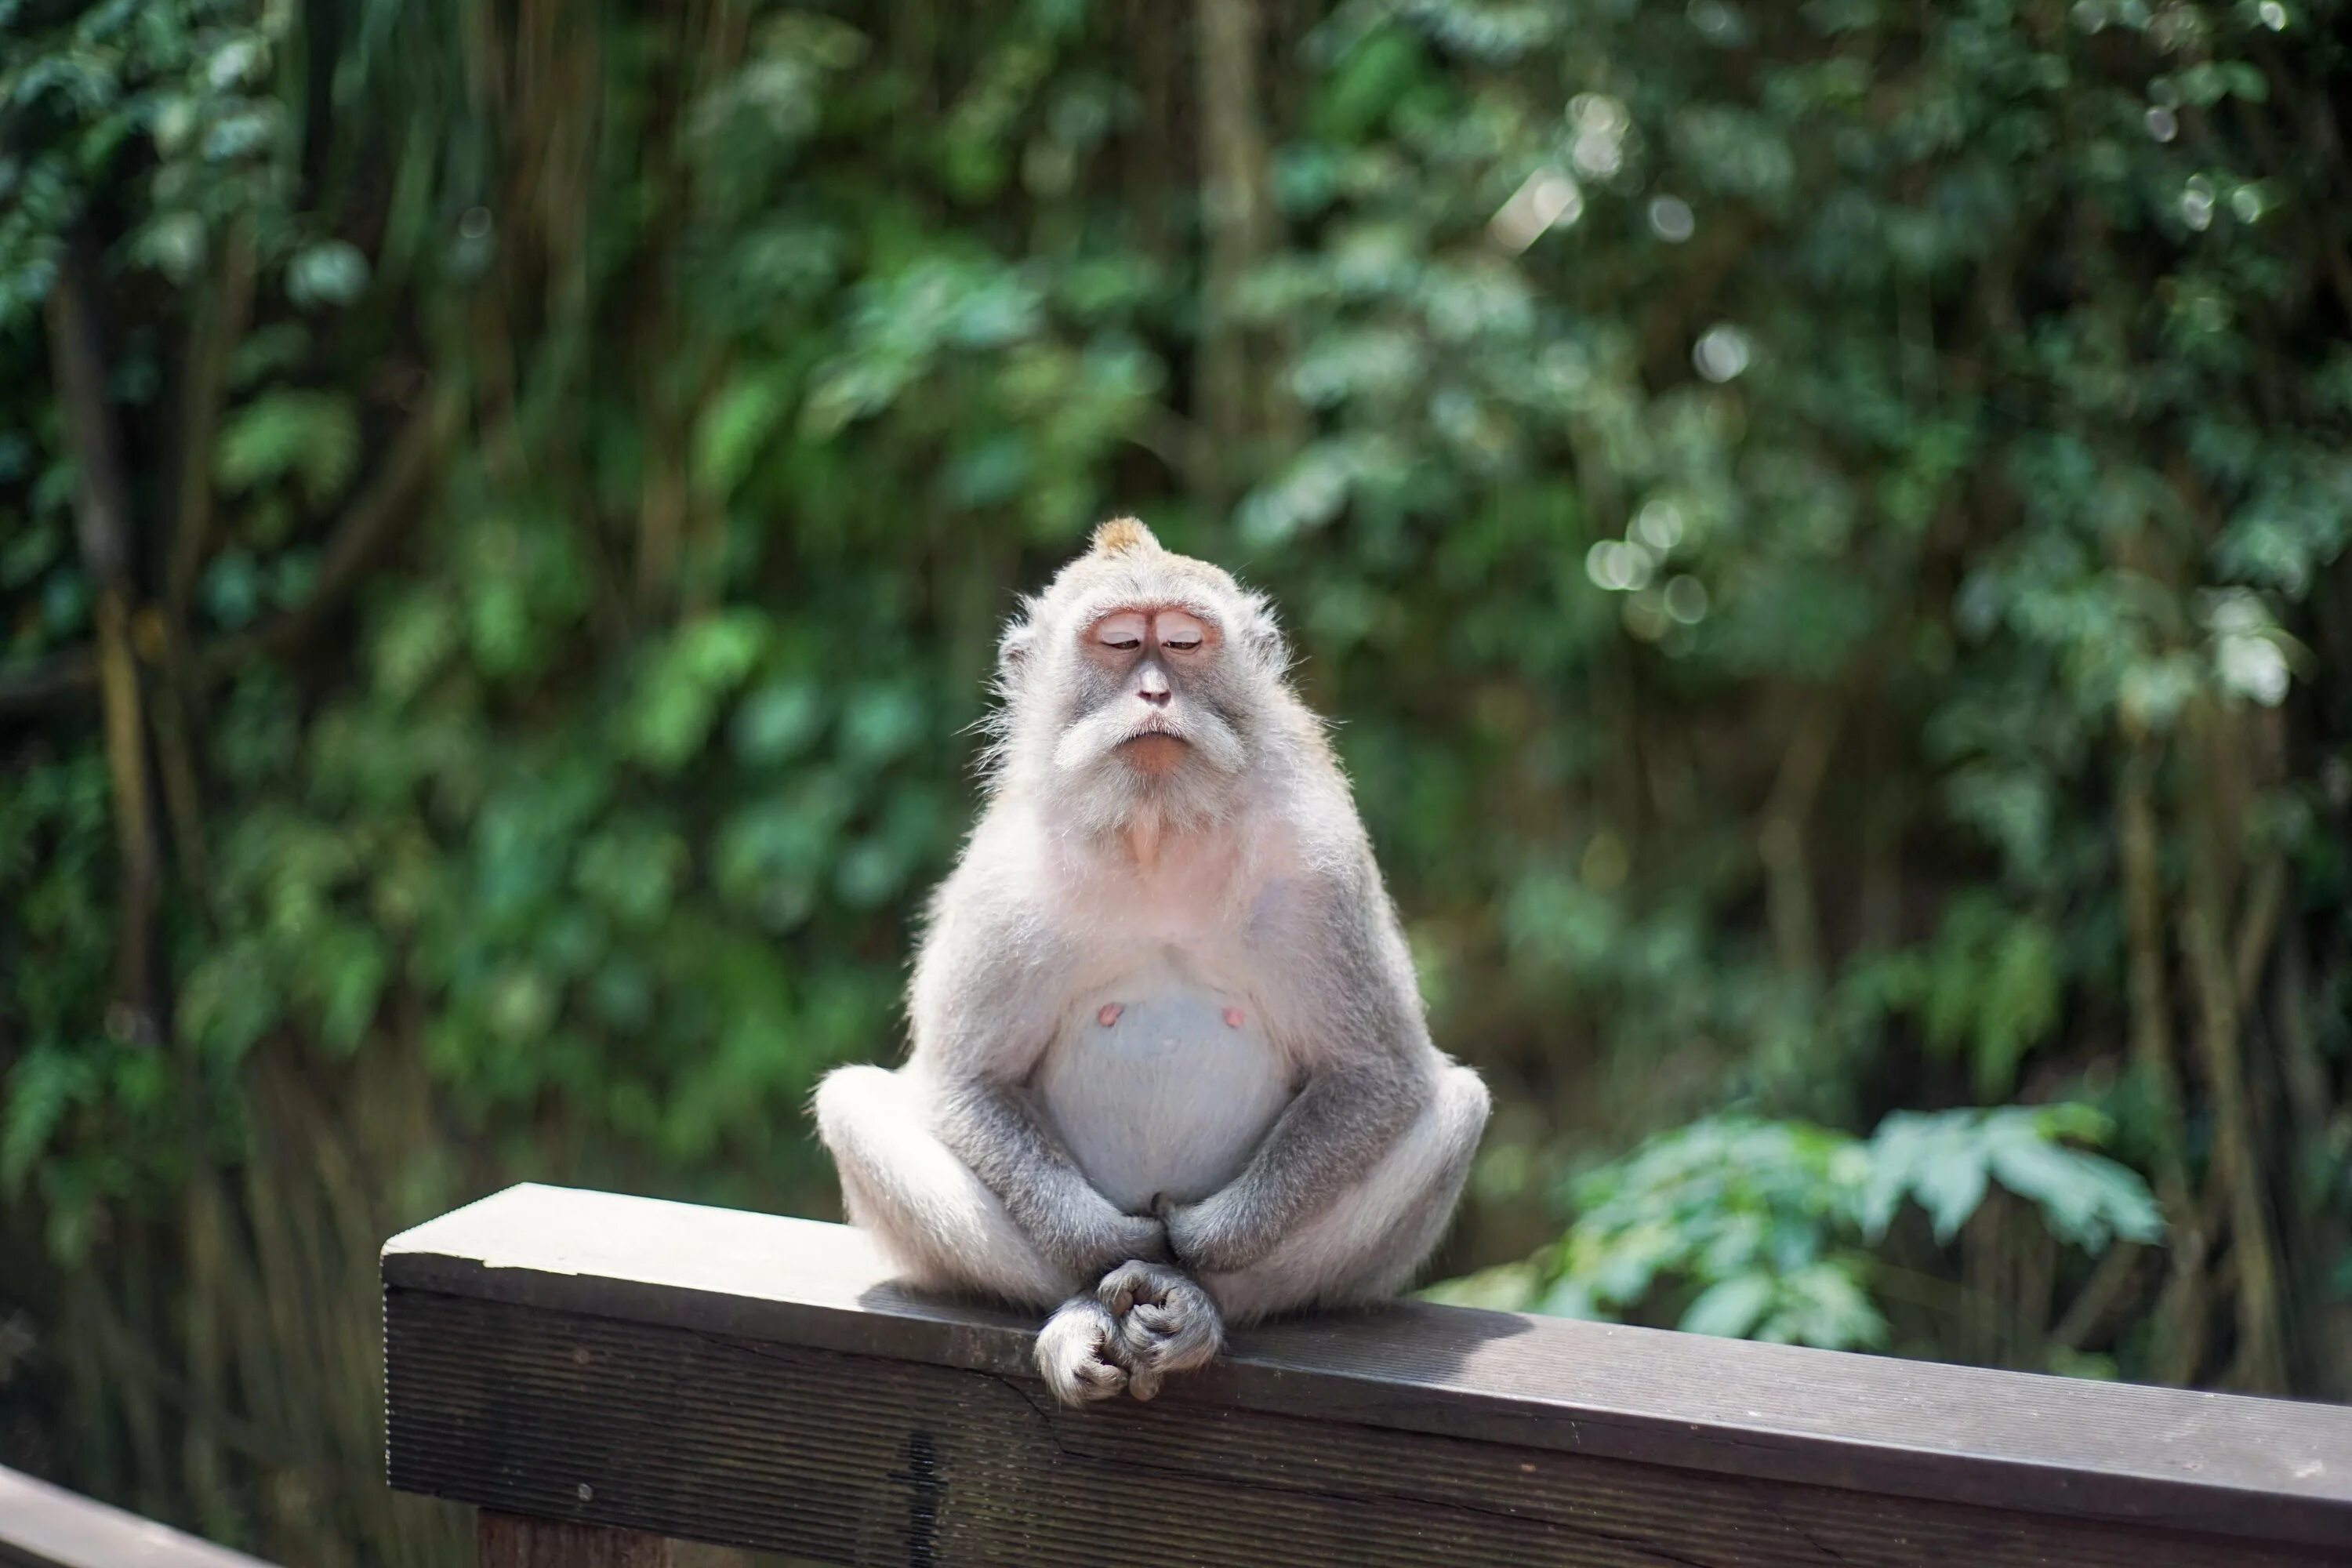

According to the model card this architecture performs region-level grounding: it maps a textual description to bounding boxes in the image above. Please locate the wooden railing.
[0,1463,275,1568]
[382,1182,2352,1567]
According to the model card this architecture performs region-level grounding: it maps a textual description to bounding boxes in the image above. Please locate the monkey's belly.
[1035,989,1290,1214]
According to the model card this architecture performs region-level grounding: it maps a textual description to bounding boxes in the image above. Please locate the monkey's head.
[987,518,1302,835]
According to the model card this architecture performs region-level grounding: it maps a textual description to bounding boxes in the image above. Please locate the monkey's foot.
[1035,1296,1129,1406]
[1097,1259,1224,1401]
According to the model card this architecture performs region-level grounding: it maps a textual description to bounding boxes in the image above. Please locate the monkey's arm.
[909,865,1167,1276]
[1160,1054,1423,1273]
[1163,858,1436,1274]
[931,1074,1169,1274]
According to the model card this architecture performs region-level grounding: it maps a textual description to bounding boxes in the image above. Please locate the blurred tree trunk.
[45,229,164,1048]
[1194,0,1297,515]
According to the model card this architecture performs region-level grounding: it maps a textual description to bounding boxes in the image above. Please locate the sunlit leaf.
[1679,1272,1773,1338]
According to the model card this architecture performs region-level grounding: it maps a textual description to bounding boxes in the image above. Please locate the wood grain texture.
[382,1184,2352,1566]
[478,1512,671,1567]
[0,1464,276,1568]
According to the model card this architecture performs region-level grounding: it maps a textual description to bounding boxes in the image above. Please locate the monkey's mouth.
[1116,726,1191,775]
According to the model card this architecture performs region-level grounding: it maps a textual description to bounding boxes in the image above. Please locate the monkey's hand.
[1159,1060,1424,1274]
[1156,1189,1276,1275]
[1055,1206,1172,1278]
[1097,1259,1223,1400]
[1034,1297,1130,1406]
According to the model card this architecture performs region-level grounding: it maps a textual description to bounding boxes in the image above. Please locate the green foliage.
[216,391,360,506]
[1428,1107,2161,1354]
[1868,897,2063,1101]
[0,0,307,325]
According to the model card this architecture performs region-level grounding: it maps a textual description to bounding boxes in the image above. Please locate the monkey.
[815,517,1490,1406]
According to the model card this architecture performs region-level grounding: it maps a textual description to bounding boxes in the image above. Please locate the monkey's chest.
[1034,986,1290,1214]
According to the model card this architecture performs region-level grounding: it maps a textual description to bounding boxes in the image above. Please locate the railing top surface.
[0,1465,275,1568]
[384,1182,2352,1547]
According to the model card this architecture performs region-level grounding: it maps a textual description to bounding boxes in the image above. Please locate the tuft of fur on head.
[1090,517,1159,557]
[976,518,1318,838]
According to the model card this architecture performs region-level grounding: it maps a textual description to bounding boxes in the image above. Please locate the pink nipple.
[1097,1004,1123,1028]
[1222,1007,1245,1029]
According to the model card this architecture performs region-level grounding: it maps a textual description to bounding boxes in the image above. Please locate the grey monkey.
[815,518,1490,1406]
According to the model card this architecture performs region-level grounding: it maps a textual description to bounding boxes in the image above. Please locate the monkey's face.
[1047,598,1250,800]
[985,520,1301,837]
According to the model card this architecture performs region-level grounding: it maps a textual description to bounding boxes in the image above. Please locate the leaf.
[625,611,771,771]
[1417,1260,1544,1311]
[1973,916,2058,1098]
[216,390,359,505]
[2,1048,82,1194]
[575,825,688,929]
[317,928,390,1052]
[1758,1261,1887,1351]
[371,593,459,702]
[1854,1112,1920,1240]
[1863,1106,2159,1251]
[287,241,369,308]
[1896,901,2059,1097]
[693,375,787,496]
[130,211,205,283]
[840,683,927,767]
[1987,1136,2163,1251]
[833,836,909,909]
[1679,1272,1774,1338]
[1913,1143,1991,1243]
[1312,27,1426,143]
[177,939,285,1066]
[731,680,826,763]
[1530,1276,1604,1319]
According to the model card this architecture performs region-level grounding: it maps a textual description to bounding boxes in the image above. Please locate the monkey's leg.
[1201,1064,1490,1326]
[814,1065,1080,1307]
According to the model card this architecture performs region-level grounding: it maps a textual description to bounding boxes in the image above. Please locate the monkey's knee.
[1431,1064,1492,1175]
[1207,1064,1490,1323]
[814,1063,892,1145]
[1360,1064,1489,1280]
[815,1066,908,1247]
[814,1065,1076,1307]
[812,1065,902,1221]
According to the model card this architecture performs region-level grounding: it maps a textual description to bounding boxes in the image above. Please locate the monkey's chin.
[1117,734,1192,777]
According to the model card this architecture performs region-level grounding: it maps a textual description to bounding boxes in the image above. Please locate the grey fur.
[813,518,1490,1408]
[932,1077,1170,1276]
[1098,1260,1224,1399]
[1160,1055,1421,1273]
[1034,1295,1129,1403]
[1200,1064,1491,1326]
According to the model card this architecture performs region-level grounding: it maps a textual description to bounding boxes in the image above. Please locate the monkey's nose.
[1137,688,1171,708]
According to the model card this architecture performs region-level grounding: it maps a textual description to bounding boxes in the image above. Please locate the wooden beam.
[478,1512,670,1567]
[383,1183,2352,1567]
[0,1464,275,1568]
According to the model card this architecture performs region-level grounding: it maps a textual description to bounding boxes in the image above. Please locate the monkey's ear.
[996,612,1039,688]
[1240,595,1288,671]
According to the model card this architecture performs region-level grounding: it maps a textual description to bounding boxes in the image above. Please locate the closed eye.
[1095,611,1148,651]
[1157,610,1207,652]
